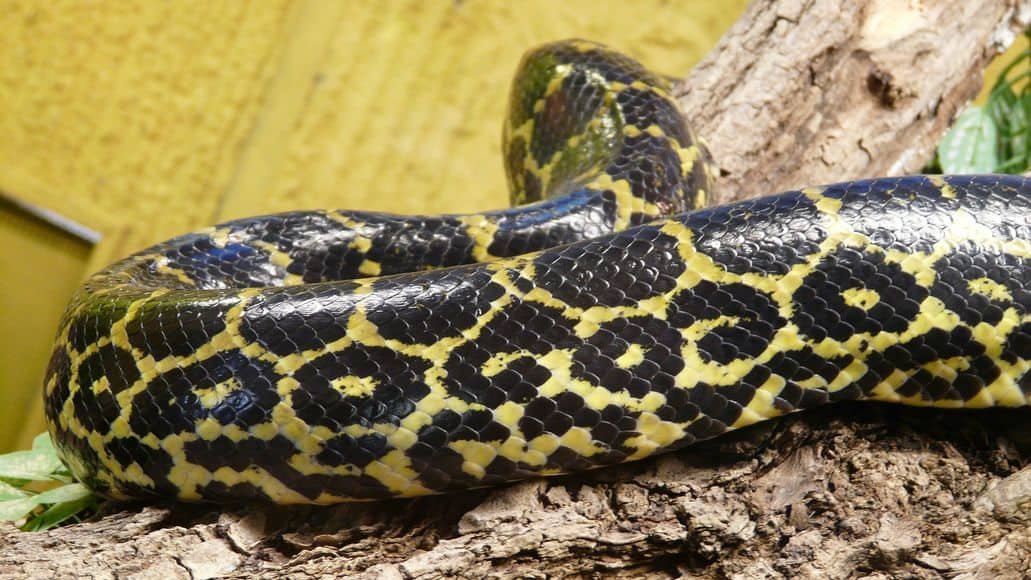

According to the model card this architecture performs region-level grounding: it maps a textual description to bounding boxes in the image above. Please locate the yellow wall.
[0,0,748,450]
[0,200,91,450]
[976,31,1028,103]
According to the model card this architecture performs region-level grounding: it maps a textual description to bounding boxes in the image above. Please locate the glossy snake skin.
[44,41,1029,504]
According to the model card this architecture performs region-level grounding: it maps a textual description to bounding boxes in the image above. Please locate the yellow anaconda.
[44,40,1029,504]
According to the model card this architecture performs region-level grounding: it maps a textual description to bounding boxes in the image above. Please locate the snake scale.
[44,40,1030,504]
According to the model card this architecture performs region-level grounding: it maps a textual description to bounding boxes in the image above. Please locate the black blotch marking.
[291,345,431,431]
[674,282,783,365]
[67,299,130,354]
[239,286,352,357]
[793,247,927,341]
[125,299,229,360]
[366,268,504,343]
[687,191,823,275]
[929,247,1028,327]
[131,350,282,438]
[107,436,175,495]
[533,226,684,309]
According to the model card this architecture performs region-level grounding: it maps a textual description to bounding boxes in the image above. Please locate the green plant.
[0,433,96,531]
[934,31,1030,174]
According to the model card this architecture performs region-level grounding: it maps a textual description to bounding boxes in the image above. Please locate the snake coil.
[44,40,1030,504]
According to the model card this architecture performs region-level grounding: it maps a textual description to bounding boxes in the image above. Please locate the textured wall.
[0,0,748,449]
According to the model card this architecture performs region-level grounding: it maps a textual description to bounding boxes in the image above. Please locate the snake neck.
[502,39,712,223]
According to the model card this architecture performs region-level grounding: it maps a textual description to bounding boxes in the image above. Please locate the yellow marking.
[694,187,707,209]
[330,374,378,398]
[731,387,777,429]
[449,440,498,479]
[569,39,600,53]
[481,351,528,377]
[528,433,560,456]
[288,451,362,480]
[584,385,614,410]
[250,422,279,441]
[263,350,304,375]
[324,210,370,230]
[195,377,242,409]
[624,412,685,460]
[884,248,938,287]
[90,375,111,395]
[535,349,577,397]
[162,433,206,500]
[923,357,966,384]
[276,376,302,397]
[399,410,435,438]
[364,451,431,497]
[898,297,960,343]
[349,235,372,254]
[272,403,310,444]
[628,391,667,413]
[630,79,654,92]
[841,287,880,311]
[644,124,665,138]
[977,309,1029,407]
[192,418,249,443]
[826,358,868,393]
[494,401,525,431]
[587,172,662,229]
[210,465,311,504]
[196,419,222,441]
[760,373,787,399]
[458,215,501,262]
[251,240,294,269]
[968,277,1011,302]
[386,426,418,451]
[868,369,914,403]
[560,427,603,457]
[208,227,232,248]
[121,463,155,490]
[492,436,530,465]
[358,259,381,277]
[802,186,843,214]
[506,117,534,145]
[928,176,958,199]
[615,343,646,368]
[154,256,198,286]
[678,144,701,184]
[543,66,571,100]
[108,415,132,439]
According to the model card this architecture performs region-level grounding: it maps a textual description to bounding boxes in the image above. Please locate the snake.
[43,40,1030,504]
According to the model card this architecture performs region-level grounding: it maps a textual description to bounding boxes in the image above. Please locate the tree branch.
[679,0,1029,202]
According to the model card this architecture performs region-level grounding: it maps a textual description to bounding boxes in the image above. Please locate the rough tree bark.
[2,1,1029,578]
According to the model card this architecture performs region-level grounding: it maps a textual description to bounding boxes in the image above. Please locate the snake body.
[44,41,1030,504]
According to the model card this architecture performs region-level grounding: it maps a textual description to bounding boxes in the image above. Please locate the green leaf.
[937,106,999,173]
[0,483,96,527]
[0,496,43,522]
[22,499,91,531]
[0,480,29,502]
[0,449,65,482]
[32,483,92,504]
[0,434,97,530]
[31,432,55,453]
[21,495,96,531]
